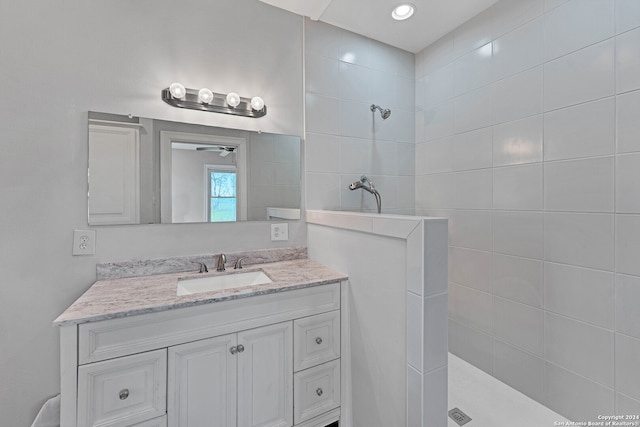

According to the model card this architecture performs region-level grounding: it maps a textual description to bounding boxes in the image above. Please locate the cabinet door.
[168,334,237,427]
[237,322,293,427]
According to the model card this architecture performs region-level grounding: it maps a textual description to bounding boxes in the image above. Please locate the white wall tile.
[616,0,640,34]
[493,17,543,81]
[418,137,454,174]
[616,27,640,94]
[339,99,372,139]
[452,127,493,171]
[494,253,543,308]
[544,97,615,161]
[488,0,545,40]
[424,293,448,371]
[616,153,640,213]
[338,31,371,67]
[453,43,493,96]
[616,333,640,402]
[406,366,422,427]
[544,212,614,271]
[306,133,341,173]
[543,39,615,111]
[407,292,423,371]
[450,247,493,293]
[450,284,492,335]
[454,86,493,133]
[494,296,544,355]
[422,366,448,426]
[494,339,544,403]
[493,163,543,211]
[368,41,399,74]
[306,172,340,210]
[544,0,614,61]
[545,313,614,386]
[340,137,371,174]
[493,66,543,124]
[423,65,455,106]
[450,210,492,251]
[454,169,493,209]
[422,100,454,141]
[449,320,494,375]
[396,143,415,177]
[615,274,640,340]
[544,157,615,213]
[617,90,640,153]
[493,211,544,259]
[416,33,455,77]
[370,140,397,176]
[616,215,640,276]
[545,362,614,422]
[306,93,339,135]
[338,62,370,103]
[493,115,543,167]
[419,173,456,210]
[544,262,614,329]
[305,53,340,97]
[369,69,396,110]
[305,19,341,59]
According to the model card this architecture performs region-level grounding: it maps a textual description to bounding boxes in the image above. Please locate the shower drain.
[448,407,472,426]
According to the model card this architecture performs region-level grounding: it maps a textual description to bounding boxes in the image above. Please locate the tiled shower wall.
[415,0,640,421]
[304,19,415,214]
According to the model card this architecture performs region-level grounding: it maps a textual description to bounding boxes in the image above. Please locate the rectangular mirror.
[88,112,301,225]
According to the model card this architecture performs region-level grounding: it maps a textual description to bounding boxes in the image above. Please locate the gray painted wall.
[0,0,303,425]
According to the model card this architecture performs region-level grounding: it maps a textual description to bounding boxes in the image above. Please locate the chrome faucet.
[215,253,226,271]
[348,175,382,214]
[234,257,248,269]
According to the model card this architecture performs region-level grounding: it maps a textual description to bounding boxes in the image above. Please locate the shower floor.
[448,353,569,427]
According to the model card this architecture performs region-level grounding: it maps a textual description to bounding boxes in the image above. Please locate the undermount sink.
[176,270,273,296]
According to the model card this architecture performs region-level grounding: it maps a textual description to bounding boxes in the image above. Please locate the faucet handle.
[192,261,208,273]
[234,257,248,269]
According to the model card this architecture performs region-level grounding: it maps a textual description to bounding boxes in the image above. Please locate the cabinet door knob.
[316,388,323,397]
[315,337,323,345]
[230,346,238,355]
[119,389,130,400]
[237,344,245,353]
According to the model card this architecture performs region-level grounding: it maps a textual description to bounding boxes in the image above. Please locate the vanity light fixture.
[392,3,415,20]
[198,88,214,104]
[161,83,267,118]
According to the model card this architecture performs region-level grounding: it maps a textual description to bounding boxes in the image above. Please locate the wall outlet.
[73,230,96,255]
[270,223,289,241]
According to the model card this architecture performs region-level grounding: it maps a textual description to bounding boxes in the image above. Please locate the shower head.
[370,104,391,120]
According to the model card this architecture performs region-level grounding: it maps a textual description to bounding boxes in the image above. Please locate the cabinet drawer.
[294,360,340,424]
[77,349,167,427]
[294,310,340,371]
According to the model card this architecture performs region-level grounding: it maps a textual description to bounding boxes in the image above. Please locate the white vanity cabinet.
[168,322,293,427]
[59,282,343,427]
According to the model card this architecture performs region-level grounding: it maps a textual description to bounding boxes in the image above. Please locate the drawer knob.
[119,389,130,400]
[237,344,245,353]
[315,337,323,345]
[230,346,238,355]
[316,387,323,397]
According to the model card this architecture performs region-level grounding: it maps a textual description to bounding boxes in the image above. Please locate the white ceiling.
[259,0,500,53]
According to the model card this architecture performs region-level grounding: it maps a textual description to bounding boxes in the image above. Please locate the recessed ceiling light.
[392,3,415,21]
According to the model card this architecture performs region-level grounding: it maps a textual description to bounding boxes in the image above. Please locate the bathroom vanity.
[55,256,347,427]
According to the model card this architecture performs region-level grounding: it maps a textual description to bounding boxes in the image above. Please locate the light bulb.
[392,3,415,20]
[250,96,265,111]
[169,82,186,99]
[198,88,214,104]
[226,92,241,108]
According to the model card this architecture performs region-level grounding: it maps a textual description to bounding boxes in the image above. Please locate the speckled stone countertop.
[54,258,348,326]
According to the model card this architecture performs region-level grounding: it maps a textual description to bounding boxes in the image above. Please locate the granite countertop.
[54,258,348,326]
